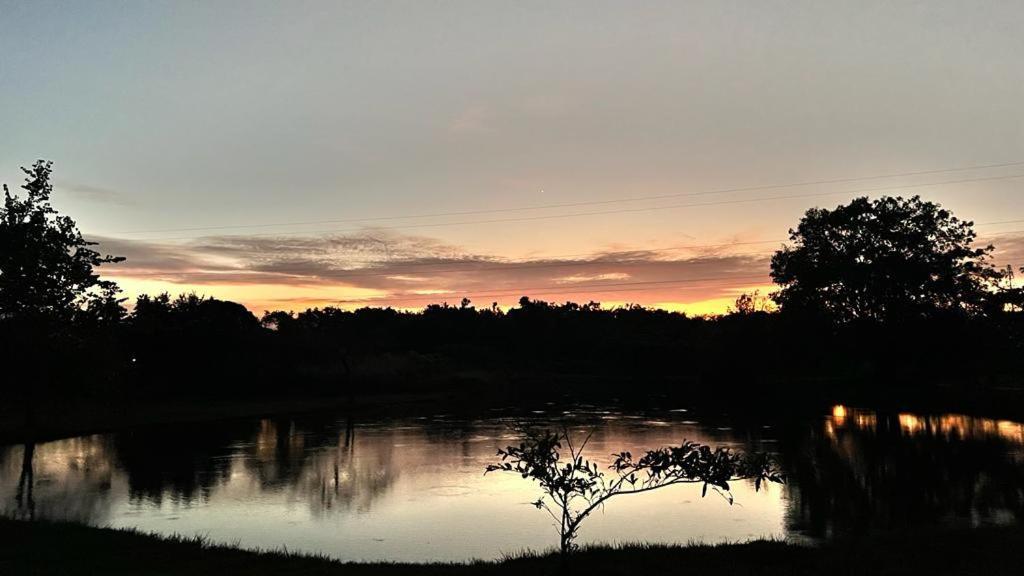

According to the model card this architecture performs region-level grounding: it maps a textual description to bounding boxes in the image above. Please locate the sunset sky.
[2,1,1023,314]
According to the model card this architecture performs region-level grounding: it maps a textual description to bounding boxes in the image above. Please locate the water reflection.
[1,435,119,524]
[286,418,401,516]
[115,426,241,505]
[828,405,1024,445]
[2,405,1023,561]
[786,405,1024,538]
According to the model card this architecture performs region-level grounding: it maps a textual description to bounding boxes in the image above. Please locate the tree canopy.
[0,160,124,324]
[770,195,1002,323]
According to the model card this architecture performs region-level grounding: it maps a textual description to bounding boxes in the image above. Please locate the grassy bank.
[2,519,1023,576]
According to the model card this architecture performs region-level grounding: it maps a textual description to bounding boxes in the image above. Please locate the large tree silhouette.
[770,195,1002,323]
[2,161,126,419]
[0,160,125,324]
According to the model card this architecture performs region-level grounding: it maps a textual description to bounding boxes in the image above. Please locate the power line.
[113,159,1024,235]
[979,228,1024,237]
[122,172,1024,242]
[978,218,1024,227]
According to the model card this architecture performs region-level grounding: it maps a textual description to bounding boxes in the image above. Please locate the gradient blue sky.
[2,1,1023,312]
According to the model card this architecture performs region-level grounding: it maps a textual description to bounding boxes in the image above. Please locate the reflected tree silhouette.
[296,417,404,516]
[244,419,311,489]
[114,426,242,504]
[14,441,34,520]
[3,408,1024,559]
[2,436,119,525]
[778,409,1024,538]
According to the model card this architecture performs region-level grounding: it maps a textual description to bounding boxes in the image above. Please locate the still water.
[3,404,1023,562]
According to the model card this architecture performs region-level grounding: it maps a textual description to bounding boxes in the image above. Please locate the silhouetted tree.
[990,265,1024,313]
[486,428,782,561]
[124,292,270,395]
[0,160,125,324]
[1,161,126,410]
[730,290,772,315]
[261,310,297,332]
[771,195,1002,323]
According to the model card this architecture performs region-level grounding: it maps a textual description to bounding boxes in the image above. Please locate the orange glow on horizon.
[105,274,775,316]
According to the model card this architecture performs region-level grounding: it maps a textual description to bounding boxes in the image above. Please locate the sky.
[2,0,1023,314]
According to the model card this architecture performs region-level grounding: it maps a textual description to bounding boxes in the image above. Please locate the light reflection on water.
[2,405,1023,561]
[827,404,1024,445]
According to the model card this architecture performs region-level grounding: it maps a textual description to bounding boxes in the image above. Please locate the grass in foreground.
[2,518,1023,576]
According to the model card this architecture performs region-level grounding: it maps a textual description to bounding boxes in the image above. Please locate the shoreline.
[0,391,446,446]
[3,373,1024,447]
[2,518,1023,575]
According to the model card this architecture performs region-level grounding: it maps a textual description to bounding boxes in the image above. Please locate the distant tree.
[770,195,1002,322]
[486,428,782,561]
[132,293,173,324]
[730,290,772,315]
[126,293,267,394]
[261,310,297,331]
[992,266,1024,313]
[0,160,124,324]
[1015,266,1024,312]
[80,284,128,327]
[131,292,259,331]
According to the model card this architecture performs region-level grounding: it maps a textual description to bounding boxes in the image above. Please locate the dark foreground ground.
[2,519,1023,576]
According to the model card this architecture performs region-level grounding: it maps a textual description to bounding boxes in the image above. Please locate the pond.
[2,403,1023,562]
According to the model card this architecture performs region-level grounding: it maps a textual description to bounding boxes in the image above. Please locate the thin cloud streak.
[57,181,136,206]
[90,229,1024,312]
[90,231,775,310]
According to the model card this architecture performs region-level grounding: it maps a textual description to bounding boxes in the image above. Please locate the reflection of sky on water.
[2,405,1023,562]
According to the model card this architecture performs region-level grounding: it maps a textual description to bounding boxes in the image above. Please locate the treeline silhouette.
[3,161,1024,406]
[4,291,1023,404]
